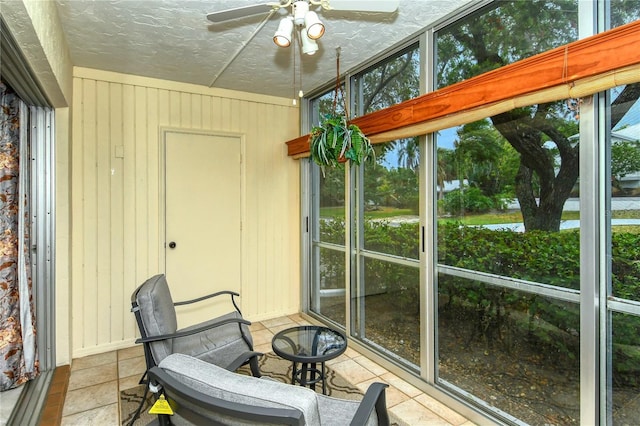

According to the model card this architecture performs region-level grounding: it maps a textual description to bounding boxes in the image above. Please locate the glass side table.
[271,325,347,394]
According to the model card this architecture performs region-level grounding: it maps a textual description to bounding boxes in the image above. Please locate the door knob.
[168,242,177,249]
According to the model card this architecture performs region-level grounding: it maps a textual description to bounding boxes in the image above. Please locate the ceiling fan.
[207,0,400,55]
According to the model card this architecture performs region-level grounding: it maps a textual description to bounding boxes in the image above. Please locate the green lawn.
[320,206,415,219]
[321,206,580,224]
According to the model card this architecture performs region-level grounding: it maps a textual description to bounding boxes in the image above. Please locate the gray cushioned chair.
[147,353,390,426]
[129,274,261,425]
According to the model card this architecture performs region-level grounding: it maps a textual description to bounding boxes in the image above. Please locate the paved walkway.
[507,197,639,211]
[483,219,640,232]
[376,198,639,230]
[496,197,640,231]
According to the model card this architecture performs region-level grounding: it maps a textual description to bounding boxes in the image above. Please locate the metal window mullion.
[580,94,602,426]
[422,28,436,384]
[607,298,640,317]
[351,164,367,337]
[439,264,581,304]
[300,96,312,314]
[359,249,419,268]
[45,109,55,370]
[599,3,614,424]
[347,73,363,340]
[301,160,312,313]
[578,1,601,424]
[30,106,56,371]
[345,163,354,336]
[315,241,347,252]
[345,76,355,338]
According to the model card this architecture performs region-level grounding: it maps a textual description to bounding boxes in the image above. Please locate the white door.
[164,130,242,327]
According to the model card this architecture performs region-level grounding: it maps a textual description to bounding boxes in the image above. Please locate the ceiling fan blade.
[206,3,276,23]
[326,0,399,13]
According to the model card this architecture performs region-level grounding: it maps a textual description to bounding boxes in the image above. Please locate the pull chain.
[298,47,304,99]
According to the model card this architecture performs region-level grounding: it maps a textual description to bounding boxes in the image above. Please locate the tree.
[611,140,640,193]
[385,167,419,210]
[453,120,519,200]
[436,147,455,200]
[437,0,639,231]
[398,137,420,171]
[358,49,420,115]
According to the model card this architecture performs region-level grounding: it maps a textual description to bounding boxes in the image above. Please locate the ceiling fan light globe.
[273,35,291,47]
[305,12,325,39]
[273,17,294,47]
[300,30,318,55]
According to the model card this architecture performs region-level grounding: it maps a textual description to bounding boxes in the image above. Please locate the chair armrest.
[147,366,305,425]
[135,317,251,344]
[174,290,244,317]
[226,351,263,374]
[173,290,240,306]
[349,382,390,426]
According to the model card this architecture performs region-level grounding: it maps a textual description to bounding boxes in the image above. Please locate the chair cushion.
[159,353,322,425]
[317,394,378,426]
[136,274,177,363]
[173,311,253,369]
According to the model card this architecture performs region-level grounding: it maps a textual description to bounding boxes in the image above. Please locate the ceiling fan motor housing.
[293,1,310,25]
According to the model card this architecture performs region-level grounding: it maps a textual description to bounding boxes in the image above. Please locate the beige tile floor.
[60,314,474,425]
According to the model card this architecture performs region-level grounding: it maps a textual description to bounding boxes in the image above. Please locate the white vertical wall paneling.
[169,91,181,128]
[220,97,230,130]
[211,96,222,130]
[156,89,171,284]
[256,99,269,317]
[191,94,202,129]
[82,79,98,348]
[122,84,137,340]
[70,77,85,350]
[158,89,171,135]
[230,99,241,131]
[276,106,292,311]
[108,82,125,342]
[201,96,212,130]
[134,86,149,282]
[263,104,276,314]
[258,100,270,316]
[246,100,261,318]
[96,81,112,344]
[71,69,301,356]
[180,92,191,128]
[146,88,160,275]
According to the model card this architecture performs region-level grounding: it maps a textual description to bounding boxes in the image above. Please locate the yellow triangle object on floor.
[149,395,174,415]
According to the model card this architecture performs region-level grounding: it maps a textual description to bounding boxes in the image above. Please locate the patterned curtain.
[0,81,38,391]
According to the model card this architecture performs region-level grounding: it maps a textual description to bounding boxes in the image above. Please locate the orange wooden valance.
[287,19,640,157]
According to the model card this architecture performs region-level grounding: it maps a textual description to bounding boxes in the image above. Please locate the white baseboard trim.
[72,338,138,360]
[247,309,300,323]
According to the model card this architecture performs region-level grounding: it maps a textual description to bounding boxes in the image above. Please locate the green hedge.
[318,219,640,383]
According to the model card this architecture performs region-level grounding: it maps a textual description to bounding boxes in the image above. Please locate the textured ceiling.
[54,0,472,99]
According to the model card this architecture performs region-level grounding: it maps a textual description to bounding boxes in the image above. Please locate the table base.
[291,361,327,395]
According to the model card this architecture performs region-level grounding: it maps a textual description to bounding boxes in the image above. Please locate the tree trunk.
[492,108,579,232]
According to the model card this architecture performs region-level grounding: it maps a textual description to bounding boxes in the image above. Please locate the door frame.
[158,127,246,293]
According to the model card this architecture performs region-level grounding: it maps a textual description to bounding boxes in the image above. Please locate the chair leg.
[249,355,261,377]
[145,414,174,426]
[126,383,150,426]
[157,414,174,426]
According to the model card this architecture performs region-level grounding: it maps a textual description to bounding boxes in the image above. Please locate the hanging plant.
[309,49,374,175]
[310,113,373,171]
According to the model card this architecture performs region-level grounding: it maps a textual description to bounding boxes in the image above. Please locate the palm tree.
[398,137,419,171]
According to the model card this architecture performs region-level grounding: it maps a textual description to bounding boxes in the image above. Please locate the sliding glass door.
[304,1,640,423]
